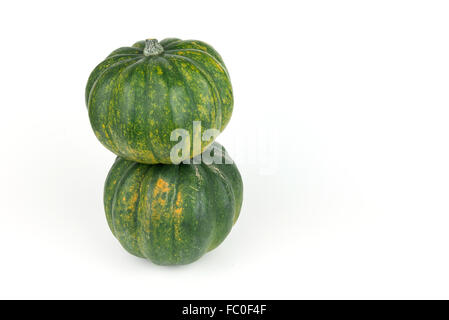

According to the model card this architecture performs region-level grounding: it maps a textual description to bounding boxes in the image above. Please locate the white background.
[1,0,449,299]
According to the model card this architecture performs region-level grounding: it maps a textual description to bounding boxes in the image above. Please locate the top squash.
[86,38,233,164]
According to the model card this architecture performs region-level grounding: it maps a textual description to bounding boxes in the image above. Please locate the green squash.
[104,143,243,265]
[86,38,233,164]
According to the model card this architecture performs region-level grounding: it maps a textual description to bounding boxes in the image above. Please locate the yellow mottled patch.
[99,124,110,139]
[128,147,157,164]
[173,191,183,241]
[127,192,138,210]
[156,66,163,75]
[213,61,224,73]
[193,42,208,52]
[173,192,183,217]
[151,178,171,208]
[155,178,170,193]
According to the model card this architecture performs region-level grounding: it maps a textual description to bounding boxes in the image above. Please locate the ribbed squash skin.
[104,143,243,265]
[86,38,233,164]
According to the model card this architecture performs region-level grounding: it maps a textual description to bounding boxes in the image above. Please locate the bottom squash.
[104,142,243,265]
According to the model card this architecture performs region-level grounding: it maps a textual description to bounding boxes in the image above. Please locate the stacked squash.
[86,38,242,265]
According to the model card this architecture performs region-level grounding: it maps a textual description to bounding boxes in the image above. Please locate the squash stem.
[143,39,164,56]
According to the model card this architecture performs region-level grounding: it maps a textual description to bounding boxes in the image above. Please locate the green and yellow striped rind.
[86,38,233,164]
[104,143,243,265]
